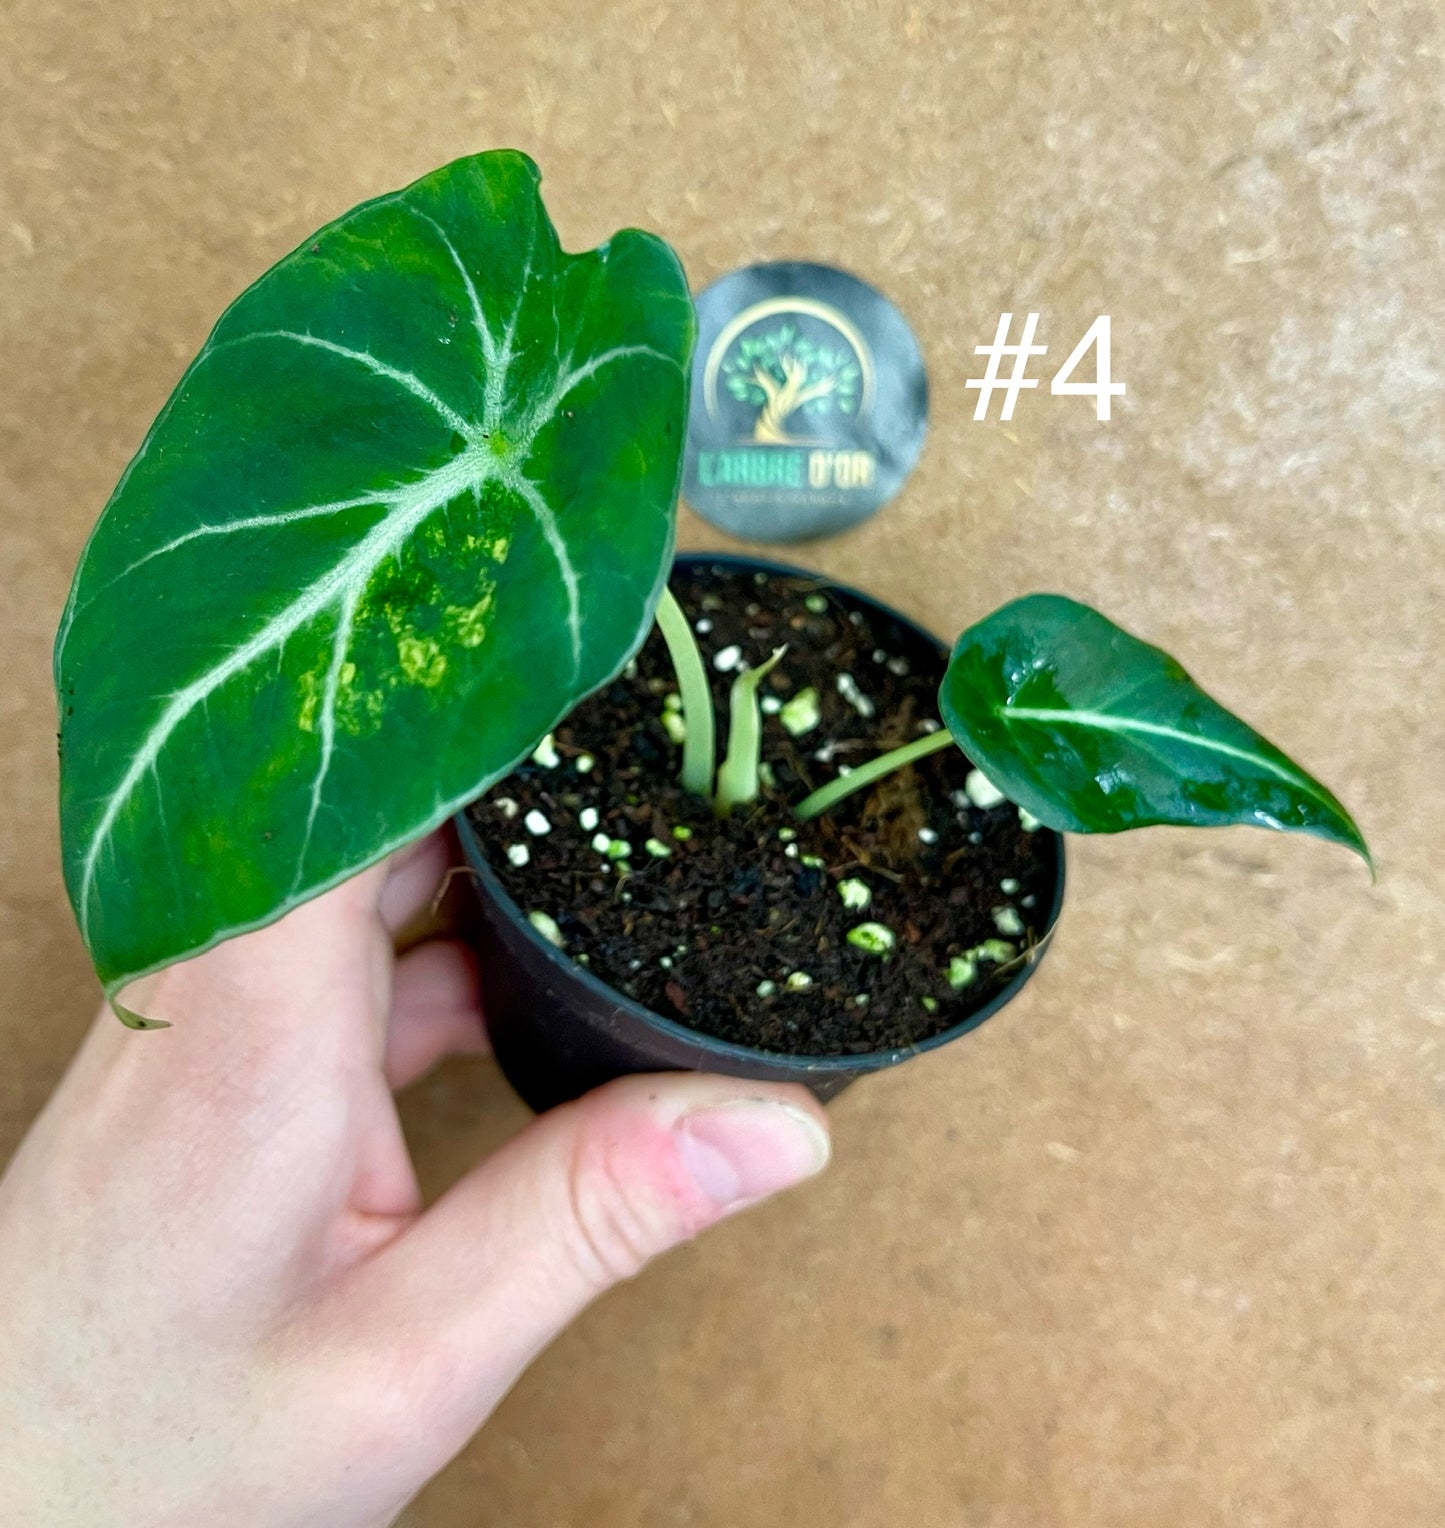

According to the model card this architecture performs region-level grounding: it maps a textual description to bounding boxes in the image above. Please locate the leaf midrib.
[999,705,1303,788]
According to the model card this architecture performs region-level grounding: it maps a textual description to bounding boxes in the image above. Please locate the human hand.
[0,831,831,1526]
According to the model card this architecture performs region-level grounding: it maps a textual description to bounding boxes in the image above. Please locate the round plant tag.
[682,261,928,542]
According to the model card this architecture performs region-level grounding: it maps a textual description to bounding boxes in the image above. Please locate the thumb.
[332,1074,829,1451]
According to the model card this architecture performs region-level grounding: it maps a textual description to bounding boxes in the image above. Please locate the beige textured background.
[3,1,1443,1523]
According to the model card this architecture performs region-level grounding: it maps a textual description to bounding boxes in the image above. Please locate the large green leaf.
[939,595,1369,864]
[56,150,695,1002]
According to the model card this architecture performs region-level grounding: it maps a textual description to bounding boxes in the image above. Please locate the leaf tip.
[1296,805,1372,880]
[112,999,171,1031]
[1350,829,1376,883]
[1316,799,1373,880]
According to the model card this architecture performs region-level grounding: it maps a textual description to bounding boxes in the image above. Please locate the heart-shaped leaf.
[56,150,695,1000]
[939,594,1369,864]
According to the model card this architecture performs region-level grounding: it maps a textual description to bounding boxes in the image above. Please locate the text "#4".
[966,314,1126,422]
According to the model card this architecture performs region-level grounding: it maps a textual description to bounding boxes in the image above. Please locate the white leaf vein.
[521,344,682,450]
[999,706,1303,788]
[499,466,583,678]
[292,586,360,889]
[79,495,385,613]
[407,207,497,369]
[209,330,476,439]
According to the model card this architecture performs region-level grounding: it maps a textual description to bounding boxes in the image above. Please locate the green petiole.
[793,727,955,821]
[654,587,716,798]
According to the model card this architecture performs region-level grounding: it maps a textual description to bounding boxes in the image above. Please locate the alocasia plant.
[55,149,1367,1020]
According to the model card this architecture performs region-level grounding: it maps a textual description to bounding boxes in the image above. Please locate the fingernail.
[674,1099,831,1209]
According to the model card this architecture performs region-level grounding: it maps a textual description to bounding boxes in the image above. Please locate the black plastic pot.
[455,553,1066,1112]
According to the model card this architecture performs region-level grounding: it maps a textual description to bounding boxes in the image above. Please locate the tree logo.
[684,263,928,543]
[704,297,875,444]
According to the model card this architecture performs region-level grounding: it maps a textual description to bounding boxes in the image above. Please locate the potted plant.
[54,150,1369,1113]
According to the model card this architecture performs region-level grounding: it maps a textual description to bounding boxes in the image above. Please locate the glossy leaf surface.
[56,150,694,997]
[939,595,1369,863]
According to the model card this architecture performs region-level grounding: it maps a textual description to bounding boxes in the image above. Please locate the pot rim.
[454,550,1067,1076]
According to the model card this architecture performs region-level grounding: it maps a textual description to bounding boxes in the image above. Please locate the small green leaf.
[56,150,695,998]
[939,595,1369,864]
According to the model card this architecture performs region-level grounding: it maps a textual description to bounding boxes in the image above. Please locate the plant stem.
[654,587,716,798]
[793,727,956,821]
[714,647,786,815]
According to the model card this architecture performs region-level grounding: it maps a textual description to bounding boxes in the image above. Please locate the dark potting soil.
[466,562,1058,1057]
